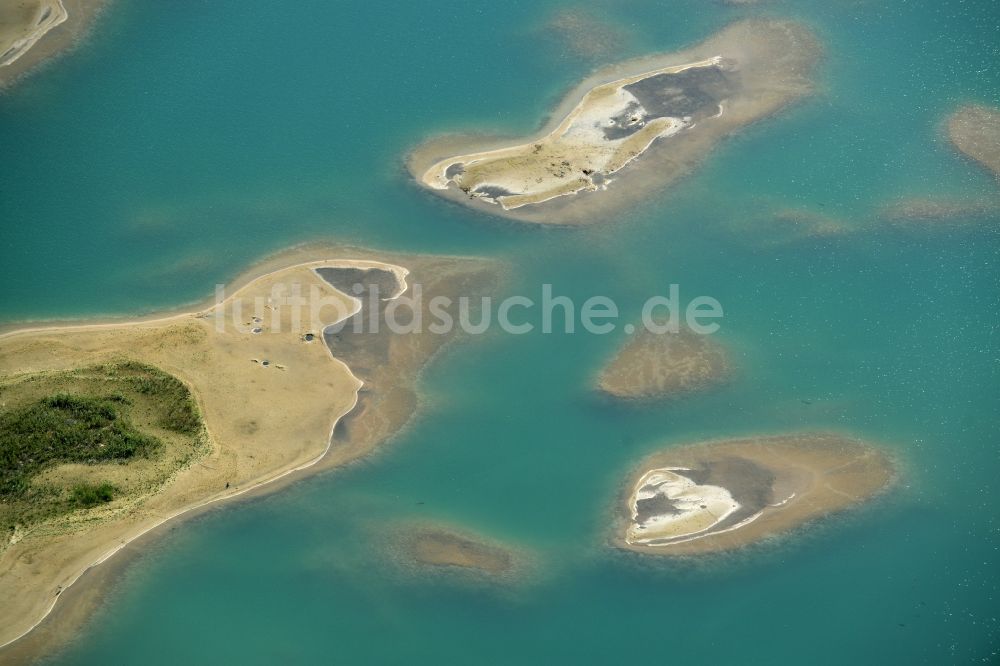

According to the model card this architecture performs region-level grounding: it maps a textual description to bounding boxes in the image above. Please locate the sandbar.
[409,20,818,224]
[615,433,894,555]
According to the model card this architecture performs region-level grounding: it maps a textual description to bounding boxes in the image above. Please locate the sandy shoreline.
[0,0,67,67]
[408,19,819,225]
[0,244,503,657]
[0,0,109,91]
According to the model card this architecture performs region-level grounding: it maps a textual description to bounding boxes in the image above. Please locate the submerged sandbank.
[614,433,894,555]
[392,523,520,577]
[880,196,1000,225]
[947,104,1000,181]
[597,326,731,400]
[0,244,503,654]
[409,20,819,224]
[0,0,106,90]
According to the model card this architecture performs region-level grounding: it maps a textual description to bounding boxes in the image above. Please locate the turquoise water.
[2,0,998,663]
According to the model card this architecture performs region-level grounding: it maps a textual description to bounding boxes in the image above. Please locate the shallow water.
[1,0,998,663]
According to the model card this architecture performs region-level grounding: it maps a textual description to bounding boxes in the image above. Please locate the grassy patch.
[0,362,206,536]
[70,482,117,508]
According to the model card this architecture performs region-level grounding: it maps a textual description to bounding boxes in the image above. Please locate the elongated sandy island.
[615,433,894,555]
[0,244,501,655]
[409,20,818,224]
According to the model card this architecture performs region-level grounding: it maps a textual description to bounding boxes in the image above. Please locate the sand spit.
[394,524,518,577]
[0,0,107,90]
[0,245,503,654]
[615,433,894,556]
[947,104,1000,181]
[409,20,818,225]
[597,326,731,400]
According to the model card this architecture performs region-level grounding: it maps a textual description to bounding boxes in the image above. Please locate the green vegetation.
[70,482,117,508]
[1,393,161,497]
[0,362,206,538]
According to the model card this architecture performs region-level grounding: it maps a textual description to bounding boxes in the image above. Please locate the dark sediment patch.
[473,185,516,200]
[601,66,734,141]
[313,253,501,464]
[314,266,401,299]
[624,65,734,119]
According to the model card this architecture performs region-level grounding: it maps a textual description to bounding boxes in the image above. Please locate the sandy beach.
[408,19,819,225]
[0,244,503,655]
[615,433,895,556]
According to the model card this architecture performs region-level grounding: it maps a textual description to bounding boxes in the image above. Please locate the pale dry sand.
[0,0,107,90]
[947,104,1000,181]
[615,433,895,556]
[597,327,731,400]
[408,19,819,225]
[0,244,503,656]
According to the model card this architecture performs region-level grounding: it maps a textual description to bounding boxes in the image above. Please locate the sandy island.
[409,20,818,224]
[0,243,502,655]
[597,326,731,400]
[0,0,105,90]
[615,433,894,556]
[947,104,1000,181]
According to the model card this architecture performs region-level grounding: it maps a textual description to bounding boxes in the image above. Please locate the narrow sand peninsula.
[0,243,502,654]
[0,0,105,90]
[597,327,730,400]
[615,433,894,555]
[394,524,518,577]
[947,104,1000,180]
[409,20,818,224]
